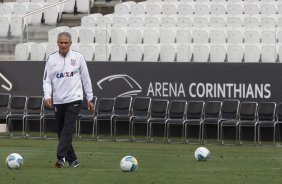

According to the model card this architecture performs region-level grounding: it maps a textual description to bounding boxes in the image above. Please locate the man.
[43,32,94,168]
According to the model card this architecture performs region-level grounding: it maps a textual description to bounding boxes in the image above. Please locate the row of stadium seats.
[1,93,282,145]
[80,14,282,28]
[114,1,282,15]
[47,26,281,45]
[15,42,282,62]
[146,0,281,2]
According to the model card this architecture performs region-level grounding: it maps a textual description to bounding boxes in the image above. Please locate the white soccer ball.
[6,153,23,169]
[120,155,138,172]
[194,147,210,161]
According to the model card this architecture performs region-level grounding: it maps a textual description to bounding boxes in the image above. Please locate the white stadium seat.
[27,2,44,26]
[0,15,10,37]
[261,29,276,44]
[226,15,243,27]
[77,0,94,13]
[209,29,227,43]
[260,3,277,15]
[193,44,210,62]
[114,1,136,15]
[0,3,14,15]
[48,26,70,43]
[126,44,143,62]
[192,29,209,43]
[209,16,226,28]
[177,3,193,15]
[94,44,111,61]
[44,5,61,25]
[143,28,159,44]
[261,44,277,63]
[15,42,36,61]
[210,2,226,15]
[130,2,146,15]
[145,15,162,28]
[227,3,244,15]
[244,3,260,15]
[176,44,192,62]
[244,29,261,44]
[226,28,243,44]
[81,13,102,27]
[161,16,177,28]
[162,3,177,16]
[112,16,128,27]
[79,27,95,44]
[95,28,111,44]
[227,44,244,62]
[111,27,127,44]
[210,44,227,62]
[110,44,127,61]
[244,16,260,28]
[176,28,192,44]
[30,42,48,61]
[63,0,75,13]
[177,16,193,28]
[160,44,176,62]
[13,3,28,15]
[193,16,209,28]
[194,3,210,15]
[159,28,176,44]
[46,43,58,57]
[143,44,160,62]
[96,14,114,27]
[78,43,95,61]
[128,15,144,27]
[244,44,261,62]
[146,3,162,15]
[127,28,143,44]
[10,15,27,37]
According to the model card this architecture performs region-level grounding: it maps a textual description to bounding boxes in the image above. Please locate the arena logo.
[147,82,271,99]
[97,74,142,97]
[0,72,12,91]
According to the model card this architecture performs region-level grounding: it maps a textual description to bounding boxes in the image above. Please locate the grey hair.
[57,32,72,40]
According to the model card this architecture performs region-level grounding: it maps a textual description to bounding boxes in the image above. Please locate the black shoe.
[55,158,65,168]
[69,160,79,168]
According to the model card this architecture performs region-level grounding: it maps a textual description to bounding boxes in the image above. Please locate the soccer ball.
[120,155,138,172]
[6,153,23,169]
[194,147,210,161]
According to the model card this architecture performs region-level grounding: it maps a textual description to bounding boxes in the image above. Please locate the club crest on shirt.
[71,59,76,66]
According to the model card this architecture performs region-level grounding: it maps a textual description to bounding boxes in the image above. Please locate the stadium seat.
[15,42,36,61]
[96,14,114,27]
[23,96,44,138]
[128,15,144,27]
[194,2,210,15]
[147,99,169,142]
[193,44,210,62]
[94,44,111,61]
[10,15,27,37]
[227,3,244,15]
[0,2,14,15]
[227,44,244,63]
[244,29,261,44]
[110,44,127,61]
[77,97,97,140]
[13,3,28,15]
[145,15,161,28]
[127,28,143,44]
[130,97,151,142]
[111,27,127,44]
[209,44,227,62]
[27,2,44,26]
[114,1,136,15]
[126,44,143,62]
[159,28,176,44]
[161,3,177,16]
[0,15,10,37]
[226,15,243,27]
[235,102,258,145]
[43,5,61,25]
[177,3,193,15]
[78,43,95,61]
[260,3,277,15]
[161,16,177,28]
[130,2,146,15]
[176,28,192,44]
[183,101,205,144]
[176,16,193,28]
[30,42,47,61]
[210,2,227,15]
[209,16,226,28]
[94,98,115,140]
[143,28,159,44]
[244,16,260,28]
[219,99,240,145]
[226,28,243,44]
[79,27,95,44]
[209,29,227,43]
[160,44,176,62]
[67,26,82,43]
[244,2,260,15]
[143,44,160,62]
[146,3,162,15]
[165,100,187,143]
[77,0,94,13]
[193,16,209,28]
[261,16,276,28]
[257,102,277,145]
[261,44,277,63]
[62,0,75,13]
[176,44,192,62]
[112,96,133,141]
[261,29,276,44]
[244,44,261,62]
[81,13,102,27]
[112,16,128,27]
[201,101,222,144]
[6,95,27,137]
[192,29,209,43]
[95,28,111,44]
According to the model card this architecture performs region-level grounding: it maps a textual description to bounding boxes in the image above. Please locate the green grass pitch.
[1,138,282,184]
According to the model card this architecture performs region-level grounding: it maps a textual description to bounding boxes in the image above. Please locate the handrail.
[21,0,70,43]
